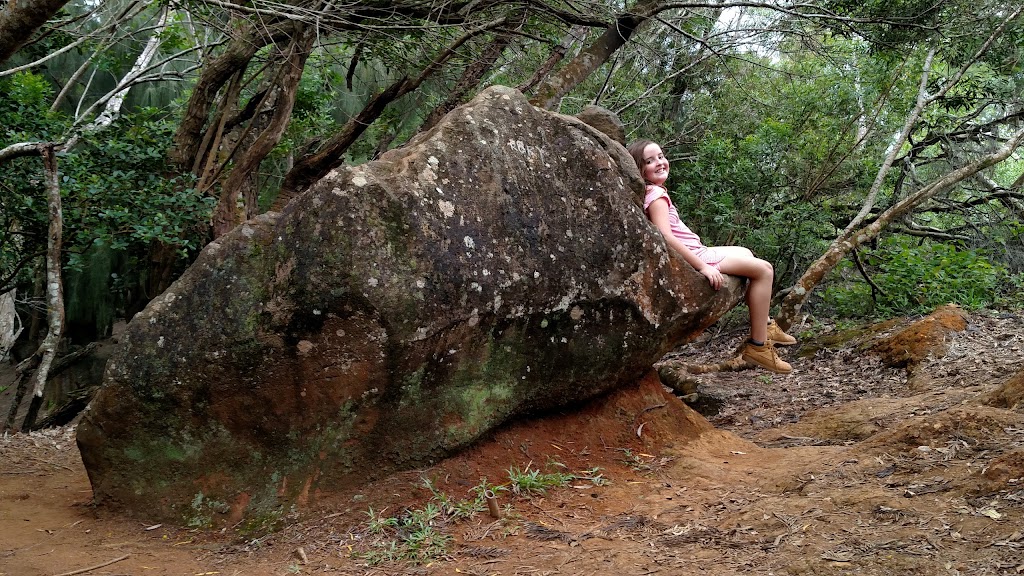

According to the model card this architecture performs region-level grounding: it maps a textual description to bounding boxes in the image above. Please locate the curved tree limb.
[169,20,279,168]
[0,0,73,66]
[0,142,45,163]
[839,5,1023,239]
[63,5,171,150]
[211,24,317,236]
[530,0,663,110]
[0,1,147,78]
[776,126,1024,330]
[420,25,518,132]
[277,15,509,201]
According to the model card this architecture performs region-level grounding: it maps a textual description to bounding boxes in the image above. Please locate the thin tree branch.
[21,144,65,431]
[0,142,45,163]
[0,1,147,77]
[851,246,885,300]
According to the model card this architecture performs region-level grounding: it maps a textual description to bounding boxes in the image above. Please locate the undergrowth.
[350,462,607,566]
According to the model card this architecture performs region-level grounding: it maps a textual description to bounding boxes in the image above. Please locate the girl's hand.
[700,266,723,290]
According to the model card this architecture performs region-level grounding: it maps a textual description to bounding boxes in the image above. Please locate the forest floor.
[3,306,1024,576]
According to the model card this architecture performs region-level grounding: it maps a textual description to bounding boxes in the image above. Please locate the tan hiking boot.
[742,341,792,374]
[767,320,797,346]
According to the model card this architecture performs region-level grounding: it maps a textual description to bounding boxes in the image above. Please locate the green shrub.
[819,238,1005,319]
[873,241,1001,316]
[820,281,876,318]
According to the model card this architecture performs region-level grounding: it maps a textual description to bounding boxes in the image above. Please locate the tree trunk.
[21,144,65,431]
[169,20,267,169]
[518,25,587,95]
[86,7,168,131]
[276,78,410,204]
[775,127,1024,330]
[278,17,507,202]
[211,25,315,237]
[2,144,65,432]
[530,0,661,110]
[420,32,513,132]
[0,288,20,363]
[838,48,936,239]
[0,0,72,66]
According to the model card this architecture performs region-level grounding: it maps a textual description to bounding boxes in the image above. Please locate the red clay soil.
[870,304,968,368]
[4,309,1024,576]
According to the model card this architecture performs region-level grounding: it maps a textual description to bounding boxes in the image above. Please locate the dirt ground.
[4,307,1024,576]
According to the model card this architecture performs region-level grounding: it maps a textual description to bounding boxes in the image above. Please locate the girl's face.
[640,143,669,185]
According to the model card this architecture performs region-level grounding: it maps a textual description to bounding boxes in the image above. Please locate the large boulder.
[76,86,744,524]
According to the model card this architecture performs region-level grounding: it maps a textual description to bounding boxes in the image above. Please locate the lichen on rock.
[76,86,745,523]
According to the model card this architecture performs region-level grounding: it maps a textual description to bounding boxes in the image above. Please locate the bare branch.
[777,126,1024,329]
[891,224,971,243]
[0,142,45,163]
[71,7,171,140]
[70,42,209,134]
[279,14,510,198]
[19,144,65,431]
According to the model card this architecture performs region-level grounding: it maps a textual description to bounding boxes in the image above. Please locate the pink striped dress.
[643,185,725,269]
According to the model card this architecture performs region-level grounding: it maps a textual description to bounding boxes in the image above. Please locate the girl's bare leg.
[715,247,774,343]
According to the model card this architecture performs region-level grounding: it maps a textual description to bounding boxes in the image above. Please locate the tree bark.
[21,144,65,431]
[420,32,513,132]
[2,144,65,432]
[518,25,587,95]
[0,0,72,66]
[0,288,20,363]
[169,20,268,169]
[775,127,1024,330]
[211,25,316,237]
[278,16,507,201]
[529,0,661,110]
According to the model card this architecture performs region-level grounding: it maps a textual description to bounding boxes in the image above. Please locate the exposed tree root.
[657,356,752,400]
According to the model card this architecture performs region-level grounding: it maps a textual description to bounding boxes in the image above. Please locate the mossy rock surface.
[76,86,745,523]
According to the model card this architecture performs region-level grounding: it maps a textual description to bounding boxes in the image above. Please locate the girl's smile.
[641,143,669,186]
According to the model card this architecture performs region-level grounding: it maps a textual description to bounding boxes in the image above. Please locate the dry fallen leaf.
[980,508,1003,520]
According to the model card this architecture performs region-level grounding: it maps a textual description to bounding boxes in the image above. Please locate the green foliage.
[872,239,1002,316]
[421,476,502,521]
[997,272,1024,310]
[0,73,67,141]
[821,237,1006,319]
[507,464,574,496]
[354,477,507,565]
[58,109,212,265]
[2,91,211,324]
[820,279,876,319]
[236,508,287,537]
[353,463,605,566]
[356,503,451,565]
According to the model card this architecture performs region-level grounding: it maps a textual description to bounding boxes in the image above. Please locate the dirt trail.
[3,309,1024,576]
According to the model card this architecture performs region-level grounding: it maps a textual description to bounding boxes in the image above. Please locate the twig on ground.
[52,553,130,576]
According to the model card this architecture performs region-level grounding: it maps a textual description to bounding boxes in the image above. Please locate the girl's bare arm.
[646,198,724,290]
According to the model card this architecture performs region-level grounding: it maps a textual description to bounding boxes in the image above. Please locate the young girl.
[627,139,796,374]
